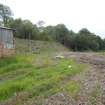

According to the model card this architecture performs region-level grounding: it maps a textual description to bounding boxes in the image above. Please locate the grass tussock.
[63,81,81,96]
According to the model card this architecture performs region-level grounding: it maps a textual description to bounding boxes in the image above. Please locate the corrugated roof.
[0,26,14,30]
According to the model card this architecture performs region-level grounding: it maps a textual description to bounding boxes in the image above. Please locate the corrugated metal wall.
[0,28,14,57]
[0,28,14,49]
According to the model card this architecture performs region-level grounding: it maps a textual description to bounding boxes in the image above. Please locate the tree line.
[0,3,105,51]
[7,18,105,51]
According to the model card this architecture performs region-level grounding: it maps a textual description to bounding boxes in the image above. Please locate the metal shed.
[0,26,15,57]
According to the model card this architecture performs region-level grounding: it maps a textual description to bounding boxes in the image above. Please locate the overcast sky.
[0,0,105,38]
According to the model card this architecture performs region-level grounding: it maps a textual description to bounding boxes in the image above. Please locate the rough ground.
[1,52,105,105]
[44,52,105,105]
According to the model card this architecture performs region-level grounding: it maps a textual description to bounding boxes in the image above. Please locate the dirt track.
[44,52,105,105]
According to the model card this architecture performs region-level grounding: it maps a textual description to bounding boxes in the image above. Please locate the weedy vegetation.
[89,85,101,105]
[0,54,86,104]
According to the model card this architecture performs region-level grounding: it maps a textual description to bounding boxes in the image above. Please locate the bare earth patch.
[44,52,105,105]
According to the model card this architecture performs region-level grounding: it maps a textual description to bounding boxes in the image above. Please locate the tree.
[96,36,104,50]
[79,28,91,35]
[102,39,105,50]
[75,29,100,51]
[0,3,13,26]
[41,26,56,40]
[65,30,76,49]
[54,24,69,44]
[8,18,39,39]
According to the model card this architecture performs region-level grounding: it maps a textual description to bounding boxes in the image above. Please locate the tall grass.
[0,55,86,102]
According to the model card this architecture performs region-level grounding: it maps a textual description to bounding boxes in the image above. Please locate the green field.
[0,53,86,104]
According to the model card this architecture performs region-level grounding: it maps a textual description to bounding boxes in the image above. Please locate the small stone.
[55,55,64,59]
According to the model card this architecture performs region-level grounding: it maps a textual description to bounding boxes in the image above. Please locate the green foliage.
[0,3,13,26]
[8,18,39,39]
[8,18,105,51]
[74,31,100,51]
